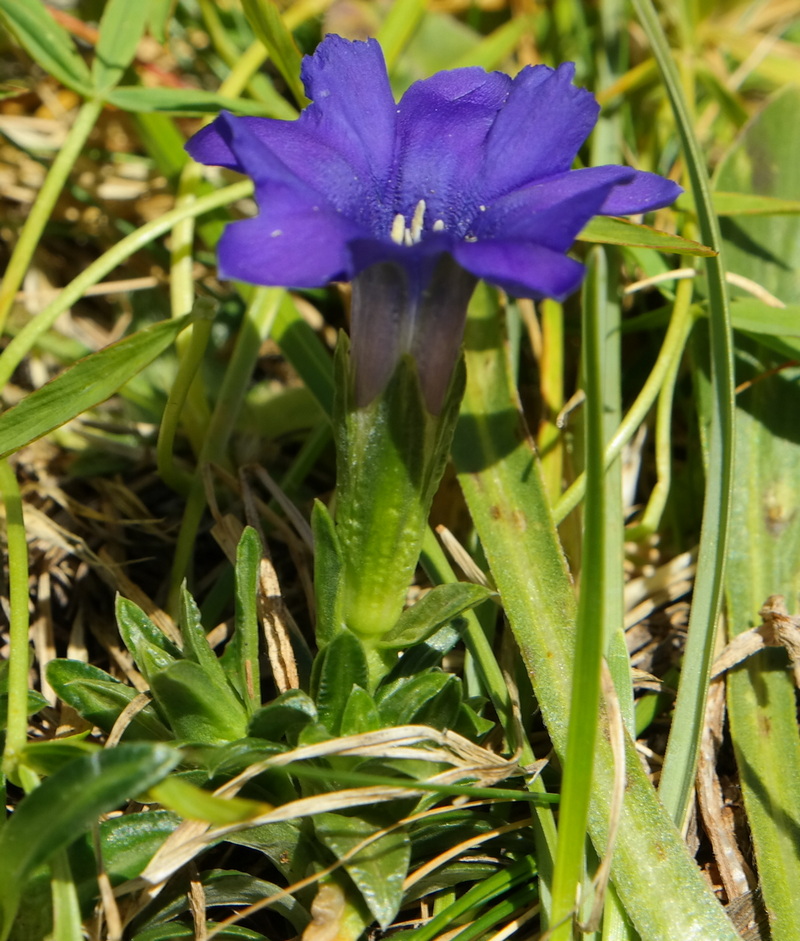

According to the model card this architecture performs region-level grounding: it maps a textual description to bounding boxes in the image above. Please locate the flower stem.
[0,459,31,781]
[0,98,104,337]
[553,288,696,523]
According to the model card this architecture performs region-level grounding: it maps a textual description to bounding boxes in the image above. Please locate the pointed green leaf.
[0,314,192,460]
[311,499,344,645]
[340,686,382,736]
[578,216,716,256]
[240,0,308,107]
[149,660,248,744]
[221,527,262,711]
[46,659,172,741]
[0,744,179,941]
[376,672,461,729]
[0,0,92,94]
[313,630,368,735]
[248,689,317,742]
[151,775,269,825]
[106,85,276,116]
[314,812,410,929]
[380,582,494,649]
[92,0,150,91]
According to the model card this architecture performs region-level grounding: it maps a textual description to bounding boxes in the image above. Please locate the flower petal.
[453,239,586,300]
[392,68,512,230]
[216,202,359,287]
[480,63,600,199]
[599,170,683,214]
[299,35,396,190]
[475,166,637,250]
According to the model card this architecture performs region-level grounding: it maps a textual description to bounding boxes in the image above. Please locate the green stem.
[553,286,695,524]
[537,298,565,505]
[631,0,734,830]
[170,164,212,457]
[0,180,254,394]
[0,98,104,337]
[156,300,216,493]
[0,460,30,780]
[627,277,694,540]
[550,250,608,940]
[167,287,283,605]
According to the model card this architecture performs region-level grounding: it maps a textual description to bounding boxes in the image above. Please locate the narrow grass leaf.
[578,216,715,255]
[107,86,276,116]
[631,0,735,832]
[717,84,800,941]
[151,776,270,825]
[0,314,192,460]
[447,14,536,70]
[240,0,308,107]
[680,191,800,216]
[0,0,92,94]
[453,283,739,940]
[92,0,151,92]
[376,0,426,71]
[0,744,179,941]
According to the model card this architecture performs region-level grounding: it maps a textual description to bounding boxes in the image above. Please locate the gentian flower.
[187,34,681,412]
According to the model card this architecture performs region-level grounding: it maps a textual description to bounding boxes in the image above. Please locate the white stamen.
[479,205,486,211]
[409,199,426,243]
[390,213,406,245]
[432,219,445,232]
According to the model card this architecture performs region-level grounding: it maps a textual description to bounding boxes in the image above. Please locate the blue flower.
[187,34,681,409]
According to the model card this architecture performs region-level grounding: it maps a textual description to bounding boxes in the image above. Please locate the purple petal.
[217,203,359,287]
[453,239,586,300]
[599,171,683,214]
[475,166,637,250]
[393,68,512,229]
[298,35,396,190]
[480,63,600,200]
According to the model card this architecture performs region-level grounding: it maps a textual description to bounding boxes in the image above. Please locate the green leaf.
[116,597,183,686]
[46,659,172,741]
[221,527,262,712]
[134,869,309,935]
[312,630,368,735]
[99,809,181,883]
[0,314,192,460]
[240,0,308,107]
[679,191,800,216]
[147,0,173,44]
[729,300,800,338]
[0,691,47,730]
[380,582,494,649]
[377,672,461,729]
[454,282,740,941]
[151,775,269,825]
[248,689,317,742]
[311,499,344,645]
[577,216,716,256]
[20,738,98,776]
[149,660,248,744]
[0,744,179,941]
[92,0,151,92]
[313,812,410,929]
[340,686,382,736]
[716,84,800,941]
[0,0,92,95]
[106,85,276,116]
